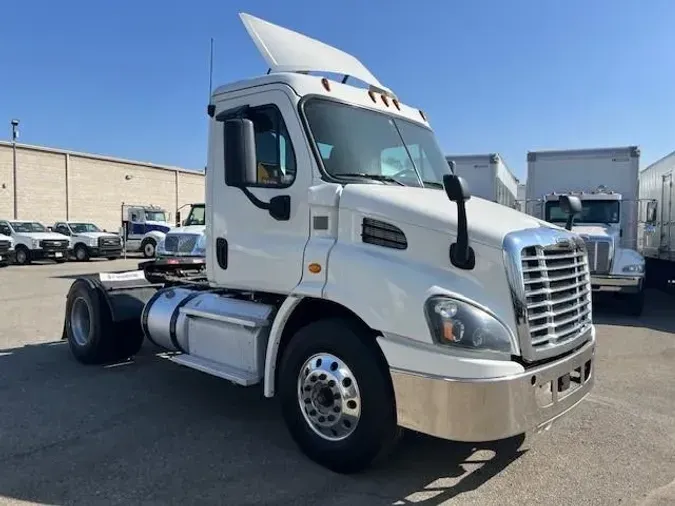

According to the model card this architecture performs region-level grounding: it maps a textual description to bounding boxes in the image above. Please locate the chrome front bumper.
[591,275,643,293]
[390,336,595,442]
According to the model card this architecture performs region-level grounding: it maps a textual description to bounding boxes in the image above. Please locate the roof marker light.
[368,90,377,103]
[381,94,389,107]
[321,78,331,92]
[392,98,401,110]
[419,109,427,121]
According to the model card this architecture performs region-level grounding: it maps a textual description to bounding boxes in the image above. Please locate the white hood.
[339,184,556,248]
[167,225,205,236]
[572,224,619,241]
[15,231,69,241]
[72,231,119,240]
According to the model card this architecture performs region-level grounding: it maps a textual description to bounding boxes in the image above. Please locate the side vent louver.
[361,218,407,250]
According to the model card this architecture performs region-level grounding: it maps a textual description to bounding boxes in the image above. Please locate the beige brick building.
[0,141,205,232]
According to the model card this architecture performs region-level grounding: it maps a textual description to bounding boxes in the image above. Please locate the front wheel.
[278,317,401,474]
[141,238,156,258]
[14,246,30,265]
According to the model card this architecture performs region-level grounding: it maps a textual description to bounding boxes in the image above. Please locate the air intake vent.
[361,218,407,250]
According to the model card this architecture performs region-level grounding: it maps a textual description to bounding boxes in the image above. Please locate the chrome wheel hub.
[297,353,361,441]
[71,297,92,347]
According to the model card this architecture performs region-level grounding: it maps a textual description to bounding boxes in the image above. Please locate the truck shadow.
[0,339,526,506]
[592,288,675,334]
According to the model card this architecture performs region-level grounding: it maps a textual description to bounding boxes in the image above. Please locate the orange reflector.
[442,321,458,342]
[321,78,331,91]
[308,263,322,274]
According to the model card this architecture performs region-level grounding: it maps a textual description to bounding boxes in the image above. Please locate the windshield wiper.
[339,173,405,186]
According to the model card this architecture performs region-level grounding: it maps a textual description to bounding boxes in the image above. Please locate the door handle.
[216,237,228,269]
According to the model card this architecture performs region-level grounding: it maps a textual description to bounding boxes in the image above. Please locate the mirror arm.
[449,200,475,269]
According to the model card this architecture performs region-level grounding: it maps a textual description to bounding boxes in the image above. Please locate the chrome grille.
[521,243,592,351]
[0,240,10,253]
[164,234,198,254]
[582,239,612,274]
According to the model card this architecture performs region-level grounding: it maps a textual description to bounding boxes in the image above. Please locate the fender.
[143,230,167,243]
[263,295,304,397]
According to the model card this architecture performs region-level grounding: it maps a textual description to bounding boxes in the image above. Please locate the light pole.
[11,119,19,219]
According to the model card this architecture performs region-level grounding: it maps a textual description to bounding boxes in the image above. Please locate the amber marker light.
[308,263,322,274]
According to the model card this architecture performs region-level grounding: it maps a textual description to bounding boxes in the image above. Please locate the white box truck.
[445,153,518,208]
[59,12,596,474]
[525,146,645,315]
[637,149,675,285]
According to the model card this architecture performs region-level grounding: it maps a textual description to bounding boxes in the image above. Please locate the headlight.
[32,239,40,248]
[156,239,166,254]
[193,234,206,255]
[424,296,516,354]
[622,264,644,273]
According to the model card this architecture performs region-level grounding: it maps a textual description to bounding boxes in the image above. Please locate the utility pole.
[11,119,19,219]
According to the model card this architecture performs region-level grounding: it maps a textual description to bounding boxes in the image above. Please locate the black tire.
[625,289,645,317]
[64,280,144,364]
[55,258,67,264]
[107,257,118,261]
[141,238,156,258]
[74,244,90,262]
[14,246,30,265]
[278,317,401,474]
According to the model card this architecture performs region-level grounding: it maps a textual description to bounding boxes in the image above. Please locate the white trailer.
[517,183,527,212]
[525,146,645,314]
[445,153,518,208]
[60,12,596,474]
[637,150,675,284]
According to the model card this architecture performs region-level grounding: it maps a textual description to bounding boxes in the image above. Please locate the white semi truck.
[637,149,675,287]
[445,153,519,208]
[61,13,596,474]
[120,204,172,258]
[525,146,646,315]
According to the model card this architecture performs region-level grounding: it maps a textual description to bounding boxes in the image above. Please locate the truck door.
[127,208,145,240]
[210,88,311,294]
[660,173,673,258]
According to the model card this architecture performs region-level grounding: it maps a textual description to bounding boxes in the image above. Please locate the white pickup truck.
[52,221,123,261]
[0,219,70,265]
[60,13,596,473]
[0,231,14,266]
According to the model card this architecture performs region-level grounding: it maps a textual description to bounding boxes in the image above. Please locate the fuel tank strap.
[169,291,205,353]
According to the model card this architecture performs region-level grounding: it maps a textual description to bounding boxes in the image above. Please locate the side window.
[0,222,11,236]
[56,224,70,235]
[130,212,139,222]
[245,106,297,187]
[646,201,657,223]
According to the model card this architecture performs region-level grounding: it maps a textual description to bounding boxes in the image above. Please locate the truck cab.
[0,219,70,265]
[120,204,171,258]
[53,221,123,261]
[156,203,206,259]
[61,13,596,474]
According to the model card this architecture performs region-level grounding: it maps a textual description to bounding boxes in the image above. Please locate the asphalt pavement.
[0,258,673,505]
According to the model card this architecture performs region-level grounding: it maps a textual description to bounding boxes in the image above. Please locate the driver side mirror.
[176,211,182,227]
[225,118,257,187]
[443,173,471,202]
[559,195,582,231]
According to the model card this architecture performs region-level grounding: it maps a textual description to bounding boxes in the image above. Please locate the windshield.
[545,199,620,224]
[69,223,101,233]
[10,221,47,233]
[145,211,167,222]
[303,98,451,188]
[184,205,205,226]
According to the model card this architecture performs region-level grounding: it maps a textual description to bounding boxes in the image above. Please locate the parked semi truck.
[637,149,675,286]
[120,204,171,258]
[525,146,645,315]
[61,13,596,474]
[445,153,518,208]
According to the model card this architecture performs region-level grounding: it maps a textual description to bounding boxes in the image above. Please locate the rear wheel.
[278,317,401,474]
[64,280,144,364]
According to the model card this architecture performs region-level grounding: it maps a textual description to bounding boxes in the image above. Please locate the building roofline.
[0,141,204,175]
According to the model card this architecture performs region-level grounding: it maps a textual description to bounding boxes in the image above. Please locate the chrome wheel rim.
[76,247,86,260]
[71,297,92,347]
[144,243,154,256]
[297,353,361,441]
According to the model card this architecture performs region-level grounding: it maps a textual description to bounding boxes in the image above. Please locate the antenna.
[207,37,216,118]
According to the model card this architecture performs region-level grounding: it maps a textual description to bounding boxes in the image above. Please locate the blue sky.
[1,0,673,181]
